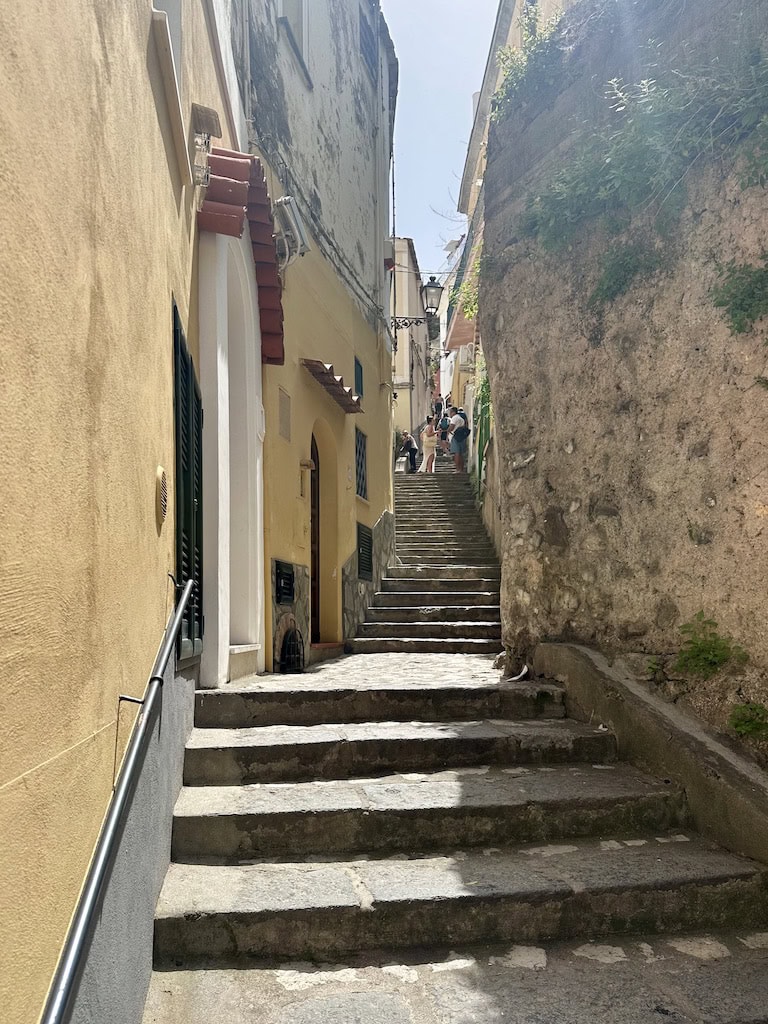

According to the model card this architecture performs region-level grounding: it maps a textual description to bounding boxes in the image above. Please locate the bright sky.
[380,0,500,282]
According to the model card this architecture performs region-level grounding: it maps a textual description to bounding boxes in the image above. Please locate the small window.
[173,305,204,658]
[155,0,182,87]
[357,522,373,581]
[359,5,377,82]
[278,387,291,440]
[354,357,364,398]
[355,428,368,500]
[280,0,311,79]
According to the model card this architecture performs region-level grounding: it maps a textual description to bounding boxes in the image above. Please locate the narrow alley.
[143,470,768,1023]
[5,1,768,1023]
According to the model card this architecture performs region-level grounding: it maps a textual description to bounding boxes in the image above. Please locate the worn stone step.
[171,764,688,861]
[382,577,500,593]
[145,930,768,1022]
[358,621,501,640]
[353,638,504,654]
[386,565,500,580]
[366,605,501,623]
[373,590,501,606]
[154,835,768,962]
[395,544,496,555]
[194,677,565,729]
[183,719,616,785]
[395,559,498,568]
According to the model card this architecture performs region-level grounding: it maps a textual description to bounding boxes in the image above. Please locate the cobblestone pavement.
[145,930,768,1023]
[220,652,508,691]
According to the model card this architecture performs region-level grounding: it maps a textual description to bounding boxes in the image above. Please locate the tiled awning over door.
[301,360,363,413]
[197,148,285,366]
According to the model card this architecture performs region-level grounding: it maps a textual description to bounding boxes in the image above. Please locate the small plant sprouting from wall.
[711,255,768,334]
[672,611,748,679]
[588,240,664,308]
[729,702,768,738]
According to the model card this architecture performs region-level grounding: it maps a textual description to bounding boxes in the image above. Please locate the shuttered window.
[355,428,368,500]
[357,522,373,581]
[173,305,204,658]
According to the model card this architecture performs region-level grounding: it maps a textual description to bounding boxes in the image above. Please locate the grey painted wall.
[66,659,197,1024]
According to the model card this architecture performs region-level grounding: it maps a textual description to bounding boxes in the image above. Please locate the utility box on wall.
[275,560,295,604]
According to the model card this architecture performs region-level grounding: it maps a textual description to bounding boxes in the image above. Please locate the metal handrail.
[40,578,195,1024]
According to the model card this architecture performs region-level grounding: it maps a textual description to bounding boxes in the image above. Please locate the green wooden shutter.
[173,305,204,658]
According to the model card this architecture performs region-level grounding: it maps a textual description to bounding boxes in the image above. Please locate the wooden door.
[310,435,320,643]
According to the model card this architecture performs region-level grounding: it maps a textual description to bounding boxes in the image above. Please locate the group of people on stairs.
[400,402,470,474]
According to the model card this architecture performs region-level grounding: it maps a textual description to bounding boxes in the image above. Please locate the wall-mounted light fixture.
[299,457,315,498]
[192,132,211,187]
[273,196,311,269]
[391,275,444,330]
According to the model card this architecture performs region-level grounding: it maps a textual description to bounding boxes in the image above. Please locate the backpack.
[439,415,450,431]
[455,423,470,442]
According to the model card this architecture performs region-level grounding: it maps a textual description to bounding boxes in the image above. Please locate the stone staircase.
[353,471,503,654]
[145,470,768,1021]
[149,668,768,978]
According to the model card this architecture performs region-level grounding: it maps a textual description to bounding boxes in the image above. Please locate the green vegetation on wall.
[712,255,768,333]
[451,247,482,322]
[729,702,768,738]
[588,240,665,308]
[672,611,748,679]
[494,1,768,255]
[493,6,563,120]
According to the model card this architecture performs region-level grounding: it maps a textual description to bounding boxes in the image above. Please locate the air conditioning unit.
[273,196,311,269]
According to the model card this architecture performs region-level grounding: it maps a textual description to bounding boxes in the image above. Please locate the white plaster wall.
[198,230,266,687]
[244,0,395,325]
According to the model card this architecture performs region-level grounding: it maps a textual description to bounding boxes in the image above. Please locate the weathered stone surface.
[183,718,615,785]
[153,836,768,961]
[143,931,768,1024]
[171,764,686,860]
[481,0,768,702]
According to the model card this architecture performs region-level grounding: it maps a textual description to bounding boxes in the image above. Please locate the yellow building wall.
[0,3,237,1021]
[262,207,393,669]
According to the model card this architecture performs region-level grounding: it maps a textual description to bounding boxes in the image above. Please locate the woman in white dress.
[418,416,437,473]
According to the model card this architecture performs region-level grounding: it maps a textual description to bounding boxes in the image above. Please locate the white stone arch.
[199,230,266,687]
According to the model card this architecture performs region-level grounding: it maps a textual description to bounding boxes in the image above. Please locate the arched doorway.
[309,419,340,643]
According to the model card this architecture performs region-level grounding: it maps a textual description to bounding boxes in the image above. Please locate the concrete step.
[373,590,501,606]
[154,834,768,962]
[386,565,500,580]
[395,544,497,555]
[194,677,566,729]
[144,929,768,1021]
[357,622,502,640]
[352,638,504,654]
[171,764,688,861]
[183,719,617,785]
[366,605,502,623]
[382,577,500,593]
[397,561,499,569]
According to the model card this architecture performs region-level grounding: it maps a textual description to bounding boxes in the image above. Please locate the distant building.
[391,237,433,436]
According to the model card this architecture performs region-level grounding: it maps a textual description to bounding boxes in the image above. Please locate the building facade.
[1,1,275,1020]
[391,237,432,436]
[230,0,398,668]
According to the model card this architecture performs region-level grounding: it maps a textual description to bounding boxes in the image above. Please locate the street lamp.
[391,275,444,330]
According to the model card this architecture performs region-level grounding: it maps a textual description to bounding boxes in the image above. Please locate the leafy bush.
[493,6,563,120]
[514,41,768,249]
[672,611,748,679]
[729,702,768,738]
[712,256,768,333]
